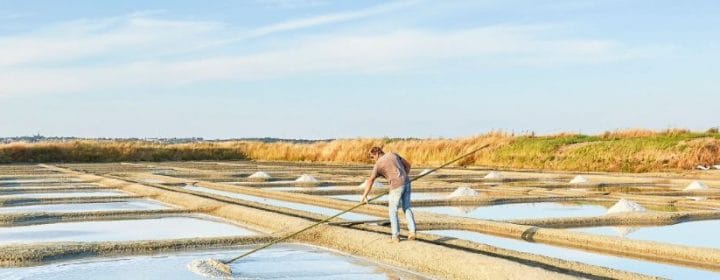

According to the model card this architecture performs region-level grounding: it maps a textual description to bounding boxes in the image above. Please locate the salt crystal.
[683,181,709,191]
[606,198,646,215]
[295,174,318,183]
[248,171,272,180]
[569,175,590,184]
[483,171,503,179]
[447,186,479,198]
[187,259,232,278]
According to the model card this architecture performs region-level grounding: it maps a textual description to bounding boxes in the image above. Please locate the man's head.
[369,146,384,161]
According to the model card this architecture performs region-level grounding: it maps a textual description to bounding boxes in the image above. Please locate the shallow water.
[330,193,448,202]
[183,186,379,221]
[0,178,82,185]
[0,184,100,190]
[0,200,172,214]
[0,191,127,199]
[0,244,426,280]
[424,230,720,279]
[416,202,607,220]
[573,220,720,249]
[0,216,256,244]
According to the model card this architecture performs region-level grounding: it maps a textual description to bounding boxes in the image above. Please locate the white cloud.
[247,1,418,38]
[0,8,664,97]
[0,15,220,67]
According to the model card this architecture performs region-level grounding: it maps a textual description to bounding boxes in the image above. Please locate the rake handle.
[223,144,489,264]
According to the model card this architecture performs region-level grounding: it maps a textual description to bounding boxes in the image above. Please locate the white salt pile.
[714,165,720,170]
[683,181,709,191]
[483,171,503,179]
[248,171,272,180]
[295,174,318,183]
[697,165,710,170]
[605,198,646,215]
[446,186,479,198]
[358,180,384,189]
[569,175,590,184]
[419,169,433,176]
[187,259,232,278]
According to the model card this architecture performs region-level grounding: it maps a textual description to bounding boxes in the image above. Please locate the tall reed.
[1,130,718,172]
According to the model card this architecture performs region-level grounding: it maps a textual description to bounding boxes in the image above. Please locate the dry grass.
[0,141,246,163]
[1,130,719,172]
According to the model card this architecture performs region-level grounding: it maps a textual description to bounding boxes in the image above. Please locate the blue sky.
[0,0,718,139]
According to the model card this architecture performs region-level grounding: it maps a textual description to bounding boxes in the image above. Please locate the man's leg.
[387,187,402,242]
[401,182,417,239]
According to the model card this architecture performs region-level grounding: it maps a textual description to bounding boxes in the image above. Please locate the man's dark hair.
[369,146,384,156]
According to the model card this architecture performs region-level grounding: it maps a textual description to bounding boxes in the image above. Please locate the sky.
[0,0,718,139]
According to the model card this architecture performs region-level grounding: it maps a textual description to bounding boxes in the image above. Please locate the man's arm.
[361,176,375,204]
[361,165,378,204]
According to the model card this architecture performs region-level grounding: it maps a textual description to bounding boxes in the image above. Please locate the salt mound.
[447,186,479,198]
[569,175,590,184]
[295,174,318,183]
[714,165,720,170]
[358,179,384,188]
[483,171,503,179]
[248,171,272,180]
[419,169,433,176]
[187,259,232,278]
[606,198,646,215]
[683,181,709,191]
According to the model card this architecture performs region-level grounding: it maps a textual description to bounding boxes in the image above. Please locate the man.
[361,146,416,242]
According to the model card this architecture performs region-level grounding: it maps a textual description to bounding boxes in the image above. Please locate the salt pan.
[683,181,709,191]
[606,198,646,215]
[295,174,318,183]
[484,171,503,179]
[248,171,272,180]
[447,186,479,198]
[569,175,590,184]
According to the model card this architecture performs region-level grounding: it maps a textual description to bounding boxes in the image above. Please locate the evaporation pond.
[0,191,127,199]
[425,230,719,279]
[0,244,427,280]
[0,216,255,244]
[573,219,720,249]
[416,202,607,220]
[330,193,448,202]
[183,185,378,221]
[0,199,172,214]
[0,178,82,185]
